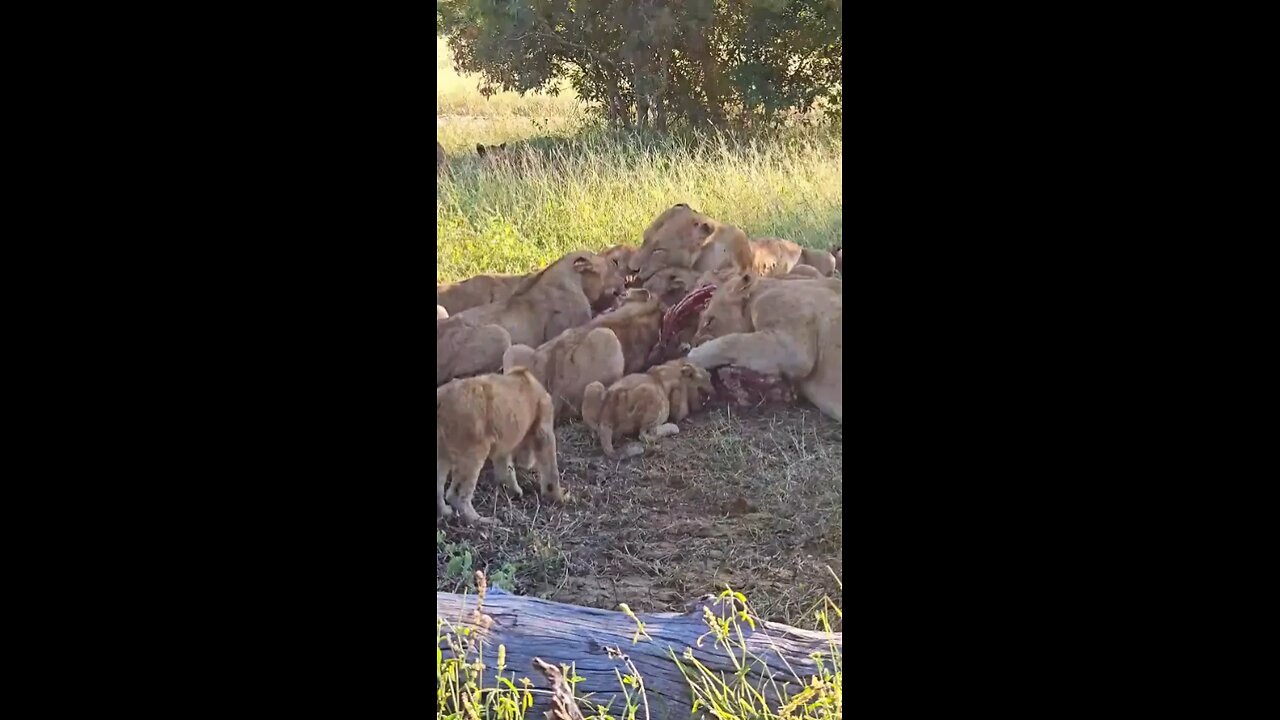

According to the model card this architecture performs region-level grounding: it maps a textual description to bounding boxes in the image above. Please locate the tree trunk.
[437,587,842,718]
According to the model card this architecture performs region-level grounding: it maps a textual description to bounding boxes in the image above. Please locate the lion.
[687,272,841,423]
[500,288,662,418]
[581,358,714,459]
[437,305,448,320]
[437,367,563,525]
[437,251,626,385]
[501,326,625,421]
[602,244,636,272]
[630,205,836,280]
[437,141,447,171]
[437,316,511,386]
[694,266,837,290]
[642,267,704,308]
[707,225,838,278]
[476,142,508,158]
[437,272,530,316]
[629,204,731,281]
[580,288,664,373]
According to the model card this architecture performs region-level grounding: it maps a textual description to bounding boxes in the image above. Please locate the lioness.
[688,273,842,423]
[476,142,508,158]
[630,205,836,280]
[642,267,703,308]
[437,367,563,525]
[437,252,626,385]
[437,272,531,316]
[629,204,731,281]
[695,266,838,290]
[602,245,636,272]
[581,358,713,459]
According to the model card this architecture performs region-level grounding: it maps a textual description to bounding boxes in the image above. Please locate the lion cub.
[436,367,563,525]
[581,359,713,459]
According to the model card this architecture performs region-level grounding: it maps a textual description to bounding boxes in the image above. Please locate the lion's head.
[692,272,757,346]
[630,204,721,281]
[678,359,715,396]
[563,252,627,314]
[642,267,702,309]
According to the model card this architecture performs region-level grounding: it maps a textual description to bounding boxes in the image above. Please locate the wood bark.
[437,587,842,717]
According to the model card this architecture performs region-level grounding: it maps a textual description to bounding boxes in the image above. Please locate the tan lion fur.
[629,205,732,281]
[436,367,563,525]
[630,205,836,281]
[580,358,713,459]
[436,272,530,316]
[688,273,842,423]
[437,315,512,386]
[602,245,637,275]
[501,326,625,421]
[695,266,836,290]
[642,267,704,308]
[579,288,664,373]
[437,251,626,385]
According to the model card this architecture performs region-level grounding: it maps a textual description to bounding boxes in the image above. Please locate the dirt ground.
[436,400,843,630]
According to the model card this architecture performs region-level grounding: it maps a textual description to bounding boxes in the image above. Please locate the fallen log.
[436,585,842,718]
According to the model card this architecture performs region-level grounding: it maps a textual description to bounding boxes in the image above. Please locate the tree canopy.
[437,0,842,132]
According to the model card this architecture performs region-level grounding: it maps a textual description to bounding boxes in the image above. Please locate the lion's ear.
[499,143,507,150]
[626,288,651,303]
[476,143,487,156]
[681,363,697,377]
[572,256,593,273]
[695,221,714,238]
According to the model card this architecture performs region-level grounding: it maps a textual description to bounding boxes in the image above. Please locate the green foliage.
[438,531,518,592]
[437,0,841,132]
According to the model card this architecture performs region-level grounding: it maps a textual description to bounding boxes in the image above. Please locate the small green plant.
[438,531,519,593]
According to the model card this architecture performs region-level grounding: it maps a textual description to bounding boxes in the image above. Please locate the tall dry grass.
[435,39,842,283]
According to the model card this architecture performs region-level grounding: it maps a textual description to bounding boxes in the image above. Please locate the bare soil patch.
[436,402,842,630]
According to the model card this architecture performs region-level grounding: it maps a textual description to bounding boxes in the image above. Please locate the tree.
[437,0,842,132]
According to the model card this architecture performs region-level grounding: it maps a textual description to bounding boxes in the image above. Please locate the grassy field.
[436,37,843,716]
[436,39,843,283]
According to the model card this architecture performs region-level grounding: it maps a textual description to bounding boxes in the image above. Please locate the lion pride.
[437,251,626,385]
[437,367,563,525]
[688,273,842,423]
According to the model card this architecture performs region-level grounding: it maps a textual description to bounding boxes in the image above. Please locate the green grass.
[435,39,842,284]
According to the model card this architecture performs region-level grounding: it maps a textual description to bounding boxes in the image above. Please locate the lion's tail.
[582,381,605,432]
